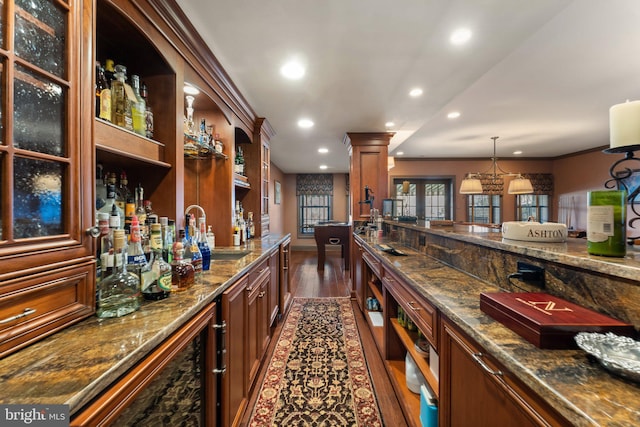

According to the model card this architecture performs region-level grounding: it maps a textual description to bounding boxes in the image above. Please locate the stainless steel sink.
[209,250,251,260]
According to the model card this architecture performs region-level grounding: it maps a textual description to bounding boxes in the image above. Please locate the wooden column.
[343,132,394,222]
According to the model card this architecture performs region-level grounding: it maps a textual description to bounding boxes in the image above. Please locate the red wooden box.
[480,292,635,349]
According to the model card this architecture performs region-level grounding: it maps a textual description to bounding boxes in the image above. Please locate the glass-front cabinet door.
[0,0,94,357]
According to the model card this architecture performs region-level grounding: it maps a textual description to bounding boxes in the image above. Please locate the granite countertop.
[0,234,289,415]
[388,220,640,282]
[356,232,640,426]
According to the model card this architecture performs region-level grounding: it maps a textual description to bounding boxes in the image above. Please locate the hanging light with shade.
[458,136,533,195]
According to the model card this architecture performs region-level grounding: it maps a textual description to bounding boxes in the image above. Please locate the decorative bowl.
[575,332,640,383]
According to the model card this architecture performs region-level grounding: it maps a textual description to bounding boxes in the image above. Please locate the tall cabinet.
[0,0,95,358]
[1,0,276,357]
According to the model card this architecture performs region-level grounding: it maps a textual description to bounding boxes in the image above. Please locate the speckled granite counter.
[356,225,640,427]
[0,234,289,415]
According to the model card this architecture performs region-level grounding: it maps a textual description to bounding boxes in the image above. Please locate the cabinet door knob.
[472,352,503,376]
[86,226,100,238]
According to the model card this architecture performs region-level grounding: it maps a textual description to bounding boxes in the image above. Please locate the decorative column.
[343,132,394,223]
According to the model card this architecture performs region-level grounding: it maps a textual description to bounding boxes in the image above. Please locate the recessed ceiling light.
[513,150,523,155]
[385,121,395,128]
[298,118,314,128]
[280,60,305,80]
[396,151,404,156]
[184,84,200,95]
[409,88,423,97]
[318,148,329,153]
[450,28,472,45]
[319,165,328,170]
[447,111,461,119]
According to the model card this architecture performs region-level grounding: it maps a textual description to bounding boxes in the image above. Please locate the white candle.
[610,100,640,149]
[402,181,410,194]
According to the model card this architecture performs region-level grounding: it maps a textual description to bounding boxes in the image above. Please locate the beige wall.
[269,148,627,244]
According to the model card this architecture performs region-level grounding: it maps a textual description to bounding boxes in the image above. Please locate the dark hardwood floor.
[240,248,408,426]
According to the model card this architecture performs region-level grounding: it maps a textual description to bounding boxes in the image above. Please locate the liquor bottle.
[96,229,142,318]
[247,211,255,239]
[95,163,107,211]
[124,198,135,233]
[214,133,223,154]
[130,74,146,136]
[142,223,172,300]
[183,95,199,158]
[144,200,158,224]
[235,146,245,175]
[198,118,210,156]
[171,241,194,292]
[234,146,241,174]
[111,64,134,131]
[197,217,211,271]
[104,59,116,84]
[97,181,124,227]
[141,83,154,139]
[127,216,147,284]
[96,212,110,279]
[163,219,175,263]
[134,183,147,226]
[182,218,203,276]
[206,225,215,250]
[116,171,132,212]
[99,205,122,281]
[95,61,111,122]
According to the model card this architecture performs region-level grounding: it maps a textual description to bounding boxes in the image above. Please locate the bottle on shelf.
[214,133,224,154]
[95,61,111,122]
[144,200,158,224]
[197,217,211,271]
[130,74,146,136]
[97,180,124,227]
[171,241,195,292]
[247,211,255,240]
[126,215,148,284]
[182,216,203,276]
[134,183,147,226]
[124,198,136,233]
[140,83,154,139]
[234,146,245,175]
[206,225,215,250]
[183,95,199,158]
[96,212,110,280]
[96,229,142,318]
[198,118,211,157]
[163,219,175,264]
[95,163,107,211]
[99,205,122,281]
[142,223,172,301]
[104,59,116,84]
[116,171,132,212]
[111,64,134,131]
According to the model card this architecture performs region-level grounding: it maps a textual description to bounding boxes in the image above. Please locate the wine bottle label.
[587,205,614,242]
[158,272,172,291]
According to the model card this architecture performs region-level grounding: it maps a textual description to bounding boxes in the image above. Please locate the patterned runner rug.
[248,297,383,427]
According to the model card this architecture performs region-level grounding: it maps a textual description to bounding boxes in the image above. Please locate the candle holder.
[603,145,640,243]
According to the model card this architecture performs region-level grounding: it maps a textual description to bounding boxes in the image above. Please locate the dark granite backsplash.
[384,221,640,331]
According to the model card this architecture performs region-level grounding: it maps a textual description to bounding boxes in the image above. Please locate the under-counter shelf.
[95,119,170,167]
[391,318,439,399]
[386,360,422,427]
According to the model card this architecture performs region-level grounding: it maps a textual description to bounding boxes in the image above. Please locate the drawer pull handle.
[0,308,37,324]
[472,352,503,376]
[329,238,341,245]
[407,301,421,311]
[258,291,265,298]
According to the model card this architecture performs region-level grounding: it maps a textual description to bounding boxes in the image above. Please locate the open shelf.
[391,318,439,398]
[95,119,170,167]
[234,173,251,189]
[387,359,422,427]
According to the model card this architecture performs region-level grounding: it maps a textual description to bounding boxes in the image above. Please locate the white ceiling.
[176,0,640,173]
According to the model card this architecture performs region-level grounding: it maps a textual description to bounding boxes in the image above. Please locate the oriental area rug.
[248,297,383,427]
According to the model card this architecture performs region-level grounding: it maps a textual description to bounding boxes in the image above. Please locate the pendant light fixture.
[459,136,533,195]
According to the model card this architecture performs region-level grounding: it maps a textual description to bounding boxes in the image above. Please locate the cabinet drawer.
[362,249,381,278]
[0,262,95,358]
[248,258,269,286]
[383,271,438,349]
